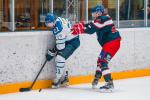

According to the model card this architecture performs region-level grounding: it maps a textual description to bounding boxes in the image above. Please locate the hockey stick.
[19,48,57,92]
[19,60,48,92]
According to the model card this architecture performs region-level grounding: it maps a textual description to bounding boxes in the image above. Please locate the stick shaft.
[30,60,47,88]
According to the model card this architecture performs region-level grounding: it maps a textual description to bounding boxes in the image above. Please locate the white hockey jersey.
[52,17,78,41]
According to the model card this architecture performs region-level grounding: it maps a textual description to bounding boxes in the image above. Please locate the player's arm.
[71,21,98,35]
[54,20,66,51]
[84,22,98,34]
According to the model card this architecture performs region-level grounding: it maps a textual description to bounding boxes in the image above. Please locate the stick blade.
[19,88,31,92]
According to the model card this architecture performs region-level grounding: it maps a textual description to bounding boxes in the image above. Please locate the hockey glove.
[46,48,57,61]
[71,22,85,35]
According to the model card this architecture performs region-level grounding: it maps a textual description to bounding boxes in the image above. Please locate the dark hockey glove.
[46,48,57,61]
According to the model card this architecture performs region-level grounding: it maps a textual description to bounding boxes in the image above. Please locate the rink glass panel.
[0,0,150,32]
[0,0,11,32]
[53,0,83,24]
[15,0,52,31]
[119,0,145,28]
[148,0,150,26]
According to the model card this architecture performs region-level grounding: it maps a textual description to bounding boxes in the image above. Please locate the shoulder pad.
[53,19,63,35]
[96,15,111,23]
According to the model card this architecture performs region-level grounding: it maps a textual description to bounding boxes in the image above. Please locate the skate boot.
[60,71,69,87]
[99,80,114,93]
[51,79,61,89]
[52,78,69,89]
[92,71,102,89]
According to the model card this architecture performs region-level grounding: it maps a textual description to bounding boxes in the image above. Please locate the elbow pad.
[56,33,66,50]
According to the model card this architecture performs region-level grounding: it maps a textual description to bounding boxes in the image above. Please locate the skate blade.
[92,85,97,89]
[99,88,113,93]
[60,82,69,87]
[51,85,60,89]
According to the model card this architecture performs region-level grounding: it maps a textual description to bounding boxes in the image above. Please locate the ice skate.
[51,79,61,89]
[60,71,69,87]
[92,71,102,89]
[99,80,114,93]
[52,71,69,88]
[92,77,99,89]
[60,76,69,87]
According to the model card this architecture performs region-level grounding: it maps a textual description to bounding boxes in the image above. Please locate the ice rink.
[0,76,150,100]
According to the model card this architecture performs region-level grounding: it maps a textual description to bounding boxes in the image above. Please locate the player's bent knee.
[100,62,108,71]
[55,55,65,67]
[56,55,65,62]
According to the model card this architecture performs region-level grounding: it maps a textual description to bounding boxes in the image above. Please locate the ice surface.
[0,76,150,100]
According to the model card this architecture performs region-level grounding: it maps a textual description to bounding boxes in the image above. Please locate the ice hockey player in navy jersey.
[45,13,80,89]
[71,5,121,92]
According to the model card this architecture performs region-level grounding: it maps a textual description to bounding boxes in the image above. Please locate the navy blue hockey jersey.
[84,14,121,46]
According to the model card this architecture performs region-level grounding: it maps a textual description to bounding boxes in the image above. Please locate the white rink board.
[0,28,150,84]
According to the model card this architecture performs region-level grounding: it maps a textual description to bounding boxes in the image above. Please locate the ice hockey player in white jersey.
[45,13,80,88]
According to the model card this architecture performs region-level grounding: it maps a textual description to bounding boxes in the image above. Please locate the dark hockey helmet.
[92,4,105,14]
